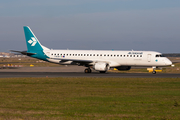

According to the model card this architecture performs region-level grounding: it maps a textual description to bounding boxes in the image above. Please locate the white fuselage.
[17,26,173,73]
[44,50,172,67]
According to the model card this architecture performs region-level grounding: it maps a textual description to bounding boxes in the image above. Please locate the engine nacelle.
[116,66,131,71]
[93,62,110,71]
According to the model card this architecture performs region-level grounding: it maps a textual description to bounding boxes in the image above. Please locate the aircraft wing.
[52,58,114,66]
[53,58,93,63]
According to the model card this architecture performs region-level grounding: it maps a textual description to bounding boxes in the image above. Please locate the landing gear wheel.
[84,68,92,73]
[84,69,88,73]
[152,71,156,74]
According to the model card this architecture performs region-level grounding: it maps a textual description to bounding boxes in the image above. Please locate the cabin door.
[46,52,50,57]
[147,54,151,62]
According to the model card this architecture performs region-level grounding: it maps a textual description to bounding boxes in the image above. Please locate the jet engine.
[116,66,131,71]
[93,62,110,72]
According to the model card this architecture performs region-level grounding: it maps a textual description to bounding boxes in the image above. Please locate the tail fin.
[24,26,49,52]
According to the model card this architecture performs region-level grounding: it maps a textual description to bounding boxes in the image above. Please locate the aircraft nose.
[165,59,172,65]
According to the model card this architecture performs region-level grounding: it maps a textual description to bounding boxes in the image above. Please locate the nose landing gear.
[152,70,156,74]
[152,66,156,74]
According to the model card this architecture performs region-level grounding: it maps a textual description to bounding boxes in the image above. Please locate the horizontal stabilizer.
[10,50,36,55]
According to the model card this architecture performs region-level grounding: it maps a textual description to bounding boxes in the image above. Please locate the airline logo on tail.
[28,37,37,46]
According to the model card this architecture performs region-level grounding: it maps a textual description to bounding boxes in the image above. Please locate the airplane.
[11,26,172,74]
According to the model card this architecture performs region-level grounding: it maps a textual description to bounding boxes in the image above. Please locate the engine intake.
[93,62,110,71]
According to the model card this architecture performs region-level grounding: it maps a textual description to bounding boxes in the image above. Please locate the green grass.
[0,78,180,119]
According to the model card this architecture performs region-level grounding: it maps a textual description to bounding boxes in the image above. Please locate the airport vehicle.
[11,26,172,74]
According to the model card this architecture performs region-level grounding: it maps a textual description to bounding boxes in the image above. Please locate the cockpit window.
[156,54,164,57]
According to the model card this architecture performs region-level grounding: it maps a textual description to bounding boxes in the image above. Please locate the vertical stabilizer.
[24,26,44,51]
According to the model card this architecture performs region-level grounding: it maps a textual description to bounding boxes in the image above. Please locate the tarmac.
[0,66,180,78]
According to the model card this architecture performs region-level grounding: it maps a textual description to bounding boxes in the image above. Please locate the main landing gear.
[84,68,92,73]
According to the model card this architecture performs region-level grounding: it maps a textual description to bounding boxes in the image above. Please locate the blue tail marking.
[24,26,43,52]
[23,26,49,61]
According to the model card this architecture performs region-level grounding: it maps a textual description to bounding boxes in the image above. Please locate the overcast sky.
[0,0,180,53]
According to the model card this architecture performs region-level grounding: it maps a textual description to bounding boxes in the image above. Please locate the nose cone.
[165,58,172,66]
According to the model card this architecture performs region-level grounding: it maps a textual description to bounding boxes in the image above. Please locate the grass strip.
[0,77,179,119]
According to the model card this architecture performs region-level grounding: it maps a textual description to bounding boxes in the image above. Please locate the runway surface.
[0,66,180,78]
[1,72,180,78]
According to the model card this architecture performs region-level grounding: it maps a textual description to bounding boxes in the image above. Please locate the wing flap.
[53,58,93,63]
